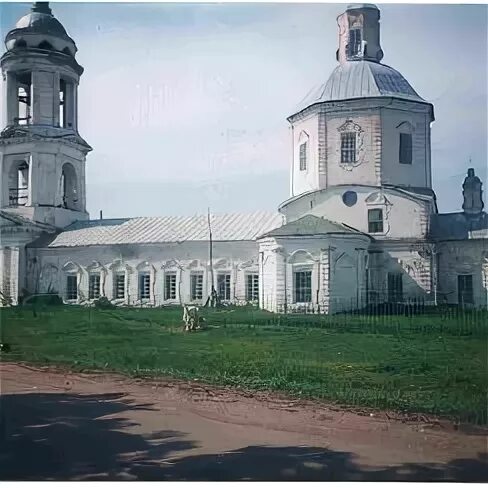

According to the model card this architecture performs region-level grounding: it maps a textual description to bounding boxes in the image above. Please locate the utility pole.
[207,208,217,307]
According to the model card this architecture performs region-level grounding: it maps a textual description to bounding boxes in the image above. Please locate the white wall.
[0,246,20,306]
[290,111,319,197]
[380,107,432,189]
[286,99,433,200]
[0,139,89,226]
[258,234,370,314]
[280,185,434,240]
[325,109,382,188]
[437,240,488,308]
[367,243,434,303]
[27,240,260,306]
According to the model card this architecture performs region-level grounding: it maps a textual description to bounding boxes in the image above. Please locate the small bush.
[22,293,63,307]
[93,297,115,309]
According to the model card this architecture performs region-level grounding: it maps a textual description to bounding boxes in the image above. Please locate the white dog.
[182,305,202,331]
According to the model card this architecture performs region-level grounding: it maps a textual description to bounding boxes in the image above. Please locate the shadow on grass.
[0,391,486,481]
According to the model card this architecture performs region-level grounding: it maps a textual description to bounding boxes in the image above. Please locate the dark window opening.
[368,208,384,233]
[16,72,31,125]
[190,273,203,300]
[59,79,66,128]
[164,273,177,300]
[217,273,231,301]
[114,273,125,299]
[387,272,403,302]
[9,161,29,207]
[14,39,27,49]
[139,273,151,300]
[246,274,259,301]
[88,273,101,300]
[294,270,312,303]
[399,133,413,164]
[299,141,307,171]
[66,275,77,300]
[38,40,53,50]
[341,132,356,163]
[60,163,78,210]
[348,28,362,56]
[458,274,474,305]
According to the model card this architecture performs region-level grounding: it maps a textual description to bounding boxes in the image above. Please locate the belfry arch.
[60,163,79,211]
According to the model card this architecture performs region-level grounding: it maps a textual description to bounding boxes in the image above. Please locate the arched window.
[38,40,53,50]
[16,72,32,125]
[14,39,27,49]
[60,163,79,210]
[297,131,309,172]
[338,119,363,167]
[8,160,29,207]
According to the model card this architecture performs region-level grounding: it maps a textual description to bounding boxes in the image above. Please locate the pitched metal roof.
[0,210,55,232]
[260,214,365,238]
[429,212,488,240]
[293,60,425,115]
[47,211,284,247]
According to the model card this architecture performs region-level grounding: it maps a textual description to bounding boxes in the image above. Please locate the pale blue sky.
[1,2,487,217]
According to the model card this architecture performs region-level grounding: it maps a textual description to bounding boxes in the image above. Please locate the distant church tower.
[0,2,91,228]
[288,3,435,198]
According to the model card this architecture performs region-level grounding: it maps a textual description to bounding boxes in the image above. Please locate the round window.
[342,191,357,207]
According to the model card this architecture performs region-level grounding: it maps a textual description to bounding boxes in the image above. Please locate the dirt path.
[0,362,486,481]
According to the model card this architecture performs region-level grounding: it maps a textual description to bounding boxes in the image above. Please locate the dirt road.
[0,362,486,481]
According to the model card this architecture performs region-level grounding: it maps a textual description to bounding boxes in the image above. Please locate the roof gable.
[260,214,364,238]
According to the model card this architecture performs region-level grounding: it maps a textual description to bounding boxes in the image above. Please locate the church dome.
[295,60,425,114]
[15,10,69,39]
[4,2,77,56]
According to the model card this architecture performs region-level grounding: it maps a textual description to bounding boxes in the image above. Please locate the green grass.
[1,305,487,424]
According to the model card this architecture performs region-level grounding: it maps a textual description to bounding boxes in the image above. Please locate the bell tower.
[336,4,384,64]
[0,2,91,228]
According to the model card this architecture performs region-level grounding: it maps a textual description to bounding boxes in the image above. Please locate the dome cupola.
[4,2,77,58]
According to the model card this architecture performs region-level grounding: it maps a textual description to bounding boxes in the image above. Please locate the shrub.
[93,297,115,309]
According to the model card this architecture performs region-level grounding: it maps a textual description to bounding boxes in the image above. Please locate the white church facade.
[0,3,487,312]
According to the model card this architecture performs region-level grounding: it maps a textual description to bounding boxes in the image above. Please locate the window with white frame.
[88,273,101,299]
[114,272,125,299]
[341,132,357,163]
[399,133,413,164]
[299,141,307,171]
[217,273,231,301]
[348,28,362,56]
[66,274,77,300]
[246,274,259,301]
[294,270,312,303]
[138,272,151,300]
[368,208,384,233]
[458,274,474,305]
[190,273,203,300]
[164,272,177,300]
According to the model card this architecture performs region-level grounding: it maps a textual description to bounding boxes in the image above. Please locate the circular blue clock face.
[342,190,358,207]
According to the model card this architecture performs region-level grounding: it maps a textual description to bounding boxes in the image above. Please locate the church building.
[0,3,486,311]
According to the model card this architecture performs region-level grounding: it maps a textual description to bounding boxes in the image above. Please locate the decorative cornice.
[0,125,92,152]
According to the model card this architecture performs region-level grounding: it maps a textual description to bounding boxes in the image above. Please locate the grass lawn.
[1,305,487,424]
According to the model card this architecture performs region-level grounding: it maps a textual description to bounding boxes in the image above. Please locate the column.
[5,72,18,126]
[65,82,75,129]
[31,71,57,125]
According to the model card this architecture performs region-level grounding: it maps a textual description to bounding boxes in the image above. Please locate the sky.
[0,2,487,218]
